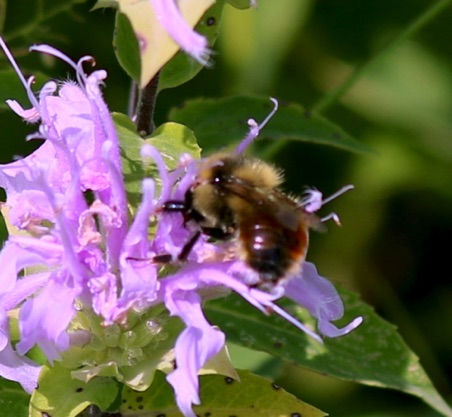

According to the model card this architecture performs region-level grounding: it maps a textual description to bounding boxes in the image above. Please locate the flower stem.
[136,71,160,137]
[311,0,452,114]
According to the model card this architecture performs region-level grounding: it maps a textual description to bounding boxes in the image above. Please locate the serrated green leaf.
[203,289,452,417]
[0,378,30,417]
[169,95,370,154]
[120,370,325,417]
[158,0,227,91]
[30,363,119,417]
[114,12,141,83]
[114,113,201,212]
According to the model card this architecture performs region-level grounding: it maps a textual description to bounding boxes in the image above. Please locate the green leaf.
[92,0,117,10]
[158,0,227,91]
[1,0,85,43]
[0,70,25,109]
[0,69,48,109]
[169,95,370,154]
[226,0,256,9]
[0,0,6,33]
[0,378,30,417]
[120,369,325,417]
[113,112,143,211]
[113,12,141,83]
[204,289,452,417]
[114,113,201,213]
[30,363,119,417]
[113,0,215,87]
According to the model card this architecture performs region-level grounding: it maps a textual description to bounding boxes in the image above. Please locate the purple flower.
[0,39,362,417]
[147,100,363,417]
[0,38,159,391]
[150,0,211,66]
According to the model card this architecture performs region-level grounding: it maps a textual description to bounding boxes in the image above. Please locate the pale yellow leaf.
[117,0,215,87]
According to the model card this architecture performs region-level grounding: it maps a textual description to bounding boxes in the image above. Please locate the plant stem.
[311,0,452,114]
[135,71,160,137]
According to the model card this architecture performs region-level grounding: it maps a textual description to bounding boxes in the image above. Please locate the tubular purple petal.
[0,37,363,417]
[109,179,159,323]
[0,40,139,366]
[141,144,172,202]
[284,262,362,337]
[30,44,79,71]
[163,289,225,417]
[235,97,278,154]
[16,278,81,360]
[0,343,41,393]
[151,0,211,65]
[0,38,40,110]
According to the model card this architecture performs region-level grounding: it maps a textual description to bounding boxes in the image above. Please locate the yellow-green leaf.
[30,363,118,417]
[120,370,326,417]
[115,0,214,87]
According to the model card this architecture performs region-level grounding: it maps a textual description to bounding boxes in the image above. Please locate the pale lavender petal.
[85,71,128,267]
[0,142,58,193]
[141,144,172,202]
[0,242,49,296]
[172,157,199,201]
[7,189,55,232]
[284,262,363,337]
[5,99,40,122]
[235,97,278,154]
[0,37,40,110]
[301,189,323,213]
[164,290,225,417]
[285,262,343,319]
[89,272,119,321]
[30,44,79,71]
[317,315,363,338]
[17,277,80,360]
[0,342,41,393]
[1,273,50,314]
[151,0,210,65]
[0,243,50,350]
[8,235,63,264]
[107,179,159,322]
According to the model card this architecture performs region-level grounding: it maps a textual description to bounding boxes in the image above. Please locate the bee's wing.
[222,177,320,230]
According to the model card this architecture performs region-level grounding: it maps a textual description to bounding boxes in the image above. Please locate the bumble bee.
[159,152,321,287]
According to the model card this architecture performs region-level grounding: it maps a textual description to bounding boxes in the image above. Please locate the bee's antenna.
[235,97,278,154]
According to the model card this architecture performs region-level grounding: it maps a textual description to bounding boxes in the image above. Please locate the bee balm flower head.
[0,38,362,417]
[147,100,363,417]
[0,38,160,391]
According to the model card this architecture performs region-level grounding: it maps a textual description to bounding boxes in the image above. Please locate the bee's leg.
[178,230,201,261]
[152,230,202,264]
[161,187,193,213]
[201,227,234,240]
[161,197,205,225]
[152,254,173,264]
[161,200,188,212]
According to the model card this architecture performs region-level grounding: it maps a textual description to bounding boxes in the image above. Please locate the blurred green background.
[0,0,451,416]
